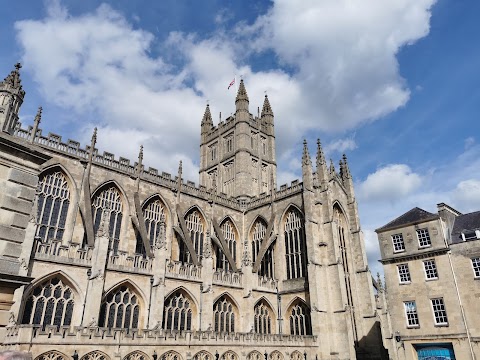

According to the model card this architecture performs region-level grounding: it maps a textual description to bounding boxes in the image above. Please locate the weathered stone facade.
[376,204,480,360]
[0,65,385,360]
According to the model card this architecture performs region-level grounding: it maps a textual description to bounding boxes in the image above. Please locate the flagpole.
[234,74,237,94]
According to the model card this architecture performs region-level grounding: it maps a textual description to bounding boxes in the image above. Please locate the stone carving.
[242,240,251,266]
[156,213,167,249]
[7,311,16,326]
[96,207,110,239]
[203,230,212,258]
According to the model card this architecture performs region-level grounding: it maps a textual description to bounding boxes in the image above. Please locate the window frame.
[423,259,439,281]
[431,298,448,326]
[391,233,406,253]
[404,301,420,328]
[416,228,432,248]
[397,263,411,284]
[472,257,480,278]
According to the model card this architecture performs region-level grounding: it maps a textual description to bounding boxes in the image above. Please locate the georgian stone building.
[0,64,385,360]
[376,203,480,360]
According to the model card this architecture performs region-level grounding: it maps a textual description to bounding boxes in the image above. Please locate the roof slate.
[451,210,480,244]
[376,207,438,232]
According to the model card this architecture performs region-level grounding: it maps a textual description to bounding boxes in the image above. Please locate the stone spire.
[235,79,249,112]
[0,63,25,134]
[261,94,274,135]
[201,103,213,129]
[329,159,336,176]
[316,139,328,188]
[261,95,273,117]
[30,106,42,143]
[302,140,313,189]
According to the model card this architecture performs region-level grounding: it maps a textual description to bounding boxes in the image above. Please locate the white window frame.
[391,233,405,253]
[431,298,448,326]
[472,258,480,278]
[423,259,438,280]
[404,301,419,328]
[416,228,431,248]
[397,264,411,284]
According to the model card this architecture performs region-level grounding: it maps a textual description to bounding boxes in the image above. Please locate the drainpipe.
[439,218,475,360]
[147,276,154,328]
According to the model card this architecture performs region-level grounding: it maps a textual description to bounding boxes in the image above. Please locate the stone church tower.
[199,80,277,199]
[0,65,387,360]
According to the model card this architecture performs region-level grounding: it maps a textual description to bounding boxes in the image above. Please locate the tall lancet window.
[254,300,273,334]
[36,171,70,242]
[135,199,166,256]
[335,207,354,308]
[216,220,237,271]
[251,219,274,278]
[289,300,311,335]
[99,285,139,329]
[92,186,123,254]
[163,290,193,331]
[284,208,307,279]
[213,295,235,333]
[21,277,74,330]
[179,209,204,264]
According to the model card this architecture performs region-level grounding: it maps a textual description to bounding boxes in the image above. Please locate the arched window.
[284,208,306,279]
[135,198,166,255]
[269,351,283,360]
[160,351,182,360]
[123,352,148,360]
[163,290,193,331]
[247,352,262,360]
[251,219,274,278]
[335,206,353,307]
[254,300,273,334]
[92,185,123,254]
[192,351,212,360]
[80,351,110,360]
[99,285,139,329]
[216,219,237,271]
[179,209,204,263]
[221,351,238,360]
[214,295,235,333]
[35,171,70,242]
[35,351,68,360]
[289,300,311,335]
[290,352,303,360]
[21,277,74,330]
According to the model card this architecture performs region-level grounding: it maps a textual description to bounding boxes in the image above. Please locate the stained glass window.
[254,300,273,334]
[216,220,237,270]
[179,210,204,264]
[289,301,311,335]
[284,208,306,279]
[92,186,123,254]
[136,199,166,256]
[99,286,139,329]
[163,291,193,331]
[214,295,235,333]
[251,219,274,278]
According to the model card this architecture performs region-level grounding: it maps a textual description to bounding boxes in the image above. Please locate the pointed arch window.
[80,352,110,360]
[284,208,307,279]
[254,300,273,334]
[99,285,139,329]
[35,351,68,360]
[247,352,262,360]
[35,171,70,242]
[179,210,204,264]
[123,352,147,360]
[92,186,123,254]
[193,351,212,360]
[216,220,237,271]
[214,295,235,333]
[21,277,74,330]
[162,290,193,331]
[289,301,311,335]
[335,207,353,308]
[136,198,166,255]
[251,219,274,278]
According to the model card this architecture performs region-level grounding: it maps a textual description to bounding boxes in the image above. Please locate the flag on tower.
[228,78,235,90]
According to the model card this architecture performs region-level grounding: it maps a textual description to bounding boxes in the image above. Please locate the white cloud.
[14,0,437,183]
[451,179,480,213]
[357,164,422,203]
[324,137,357,155]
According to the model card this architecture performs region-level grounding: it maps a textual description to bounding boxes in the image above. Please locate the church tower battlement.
[199,80,277,200]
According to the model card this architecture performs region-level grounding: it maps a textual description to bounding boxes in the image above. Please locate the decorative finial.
[34,106,42,124]
[302,139,311,166]
[14,63,22,71]
[138,145,144,164]
[91,127,97,146]
[329,159,335,174]
[178,160,183,177]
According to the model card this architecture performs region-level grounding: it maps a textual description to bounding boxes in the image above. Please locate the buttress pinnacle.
[316,139,325,166]
[1,63,25,97]
[261,95,273,117]
[302,139,312,166]
[202,103,213,126]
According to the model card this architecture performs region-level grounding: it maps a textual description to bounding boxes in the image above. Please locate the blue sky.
[1,0,479,275]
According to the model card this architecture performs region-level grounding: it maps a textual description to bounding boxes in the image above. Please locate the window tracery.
[35,351,67,360]
[21,277,74,330]
[247,352,262,360]
[254,300,273,334]
[192,351,212,360]
[284,208,306,279]
[162,290,193,331]
[99,285,139,329]
[80,352,110,360]
[221,351,238,360]
[290,352,303,360]
[251,219,274,278]
[216,220,237,271]
[214,295,235,333]
[269,351,283,360]
[92,186,123,254]
[35,171,70,242]
[289,301,311,335]
[160,351,182,360]
[136,199,165,255]
[123,352,148,360]
[179,210,204,264]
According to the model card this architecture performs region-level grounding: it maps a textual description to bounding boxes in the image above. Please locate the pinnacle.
[302,139,312,166]
[261,95,273,117]
[316,139,325,165]
[202,103,213,125]
[235,79,249,103]
[34,106,43,125]
[1,63,25,96]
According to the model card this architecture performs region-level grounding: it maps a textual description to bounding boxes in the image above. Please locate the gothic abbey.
[0,64,385,360]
